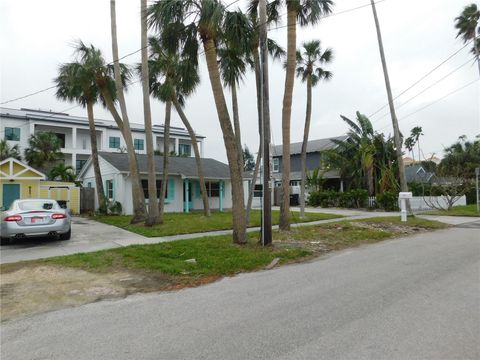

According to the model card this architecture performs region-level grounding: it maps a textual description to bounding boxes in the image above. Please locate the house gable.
[0,158,46,180]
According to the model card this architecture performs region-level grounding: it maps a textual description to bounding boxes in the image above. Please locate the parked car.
[0,199,71,243]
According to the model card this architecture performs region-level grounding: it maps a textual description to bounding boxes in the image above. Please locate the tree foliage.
[0,140,21,161]
[24,132,64,170]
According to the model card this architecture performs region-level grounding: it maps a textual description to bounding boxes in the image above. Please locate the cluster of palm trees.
[48,0,337,244]
[323,112,399,196]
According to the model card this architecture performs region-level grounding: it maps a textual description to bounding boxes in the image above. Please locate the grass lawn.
[92,210,341,237]
[0,216,448,321]
[421,204,480,217]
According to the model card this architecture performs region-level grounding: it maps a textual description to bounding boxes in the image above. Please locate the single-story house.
[405,164,436,183]
[78,152,238,214]
[0,157,80,213]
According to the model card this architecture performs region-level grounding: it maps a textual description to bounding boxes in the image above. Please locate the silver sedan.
[0,199,71,243]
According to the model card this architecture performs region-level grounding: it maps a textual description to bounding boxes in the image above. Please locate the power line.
[371,57,475,124]
[377,78,479,131]
[368,41,472,119]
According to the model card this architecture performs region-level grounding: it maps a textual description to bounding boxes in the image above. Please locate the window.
[87,182,92,188]
[272,158,279,173]
[55,133,66,148]
[290,180,300,186]
[76,159,87,173]
[179,143,191,156]
[134,139,144,151]
[106,180,114,199]
[141,179,166,199]
[82,137,87,150]
[5,127,20,141]
[109,136,120,149]
[207,182,220,197]
[253,184,263,197]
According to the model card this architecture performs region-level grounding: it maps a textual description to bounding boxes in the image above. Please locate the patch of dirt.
[0,266,187,322]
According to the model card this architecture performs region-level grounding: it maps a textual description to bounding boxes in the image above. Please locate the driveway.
[1,225,479,360]
[0,217,144,264]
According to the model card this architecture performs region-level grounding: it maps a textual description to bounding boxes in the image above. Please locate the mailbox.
[398,192,412,200]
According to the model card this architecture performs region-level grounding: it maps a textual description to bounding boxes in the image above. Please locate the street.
[1,224,479,360]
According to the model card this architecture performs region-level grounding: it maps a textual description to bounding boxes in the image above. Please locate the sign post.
[399,192,413,222]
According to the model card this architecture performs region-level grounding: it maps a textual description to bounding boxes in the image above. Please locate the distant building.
[405,164,435,183]
[271,136,347,190]
[1,107,205,174]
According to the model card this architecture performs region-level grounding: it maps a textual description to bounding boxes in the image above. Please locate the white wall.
[406,195,467,211]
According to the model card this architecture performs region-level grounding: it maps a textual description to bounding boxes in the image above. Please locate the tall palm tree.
[24,132,64,170]
[218,45,248,170]
[54,42,107,210]
[410,126,423,162]
[48,163,76,182]
[295,40,333,218]
[146,36,210,217]
[108,0,147,224]
[269,0,334,230]
[455,3,480,75]
[140,0,160,226]
[148,0,251,243]
[370,0,409,202]
[0,140,21,161]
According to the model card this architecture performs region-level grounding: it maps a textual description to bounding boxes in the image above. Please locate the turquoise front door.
[2,184,20,209]
[183,180,193,212]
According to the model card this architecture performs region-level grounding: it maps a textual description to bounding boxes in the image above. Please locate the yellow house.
[0,158,80,214]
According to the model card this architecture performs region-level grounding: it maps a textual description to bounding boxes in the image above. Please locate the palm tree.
[140,0,160,226]
[370,0,409,203]
[0,140,21,161]
[455,3,480,75]
[218,44,248,170]
[108,0,147,224]
[146,36,210,217]
[148,0,251,243]
[410,126,423,162]
[268,0,334,230]
[54,41,106,211]
[24,132,64,170]
[48,163,76,182]
[295,40,333,218]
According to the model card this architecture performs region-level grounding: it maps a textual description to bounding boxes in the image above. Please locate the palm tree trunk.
[203,38,246,244]
[86,100,106,211]
[367,167,374,196]
[279,9,297,231]
[141,0,159,226]
[246,143,262,224]
[300,75,312,219]
[158,100,171,223]
[172,95,211,217]
[110,0,147,223]
[231,84,244,171]
[370,0,409,198]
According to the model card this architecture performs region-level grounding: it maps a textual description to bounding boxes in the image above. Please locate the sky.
[1,0,479,163]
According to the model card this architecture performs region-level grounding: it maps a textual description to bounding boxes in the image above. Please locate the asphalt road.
[2,224,479,360]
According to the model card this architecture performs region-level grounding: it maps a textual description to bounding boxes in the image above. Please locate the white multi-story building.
[0,107,205,173]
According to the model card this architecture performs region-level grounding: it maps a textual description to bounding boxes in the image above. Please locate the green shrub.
[308,189,368,208]
[376,192,399,211]
[350,189,368,208]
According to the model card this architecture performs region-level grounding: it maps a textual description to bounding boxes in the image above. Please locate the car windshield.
[17,201,55,211]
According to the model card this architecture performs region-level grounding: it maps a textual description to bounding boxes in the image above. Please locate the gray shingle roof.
[271,135,348,156]
[405,165,435,183]
[98,152,231,179]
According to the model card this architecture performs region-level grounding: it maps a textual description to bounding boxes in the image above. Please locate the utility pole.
[259,0,272,245]
[370,0,411,212]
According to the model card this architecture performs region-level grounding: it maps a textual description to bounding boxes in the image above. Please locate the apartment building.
[1,107,205,173]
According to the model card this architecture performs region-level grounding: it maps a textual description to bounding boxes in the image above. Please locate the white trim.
[0,158,46,180]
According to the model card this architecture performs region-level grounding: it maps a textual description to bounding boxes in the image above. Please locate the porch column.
[340,180,344,193]
[175,138,180,155]
[72,127,77,149]
[184,179,189,213]
[219,180,224,212]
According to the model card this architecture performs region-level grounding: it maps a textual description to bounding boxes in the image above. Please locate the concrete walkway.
[1,209,478,264]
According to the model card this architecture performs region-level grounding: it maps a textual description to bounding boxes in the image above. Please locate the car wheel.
[59,228,71,240]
